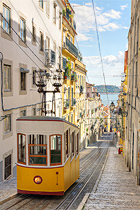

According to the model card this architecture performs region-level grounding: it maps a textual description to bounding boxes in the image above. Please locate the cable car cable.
[91,0,109,105]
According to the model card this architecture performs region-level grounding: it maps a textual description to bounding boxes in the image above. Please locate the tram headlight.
[34,176,42,184]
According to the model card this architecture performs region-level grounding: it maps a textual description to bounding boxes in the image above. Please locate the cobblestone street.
[0,177,17,204]
[84,147,140,210]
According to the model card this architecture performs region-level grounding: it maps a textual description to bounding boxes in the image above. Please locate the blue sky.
[69,0,131,86]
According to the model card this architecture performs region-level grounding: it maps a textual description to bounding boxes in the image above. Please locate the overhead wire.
[91,0,109,105]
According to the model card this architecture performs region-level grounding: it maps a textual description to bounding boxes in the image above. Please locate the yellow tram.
[16,116,80,195]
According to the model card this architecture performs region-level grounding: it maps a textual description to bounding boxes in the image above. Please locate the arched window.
[50,135,62,165]
[17,134,26,164]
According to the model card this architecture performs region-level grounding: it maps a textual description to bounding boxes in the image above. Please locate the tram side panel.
[17,165,65,195]
[75,155,80,180]
[64,158,71,192]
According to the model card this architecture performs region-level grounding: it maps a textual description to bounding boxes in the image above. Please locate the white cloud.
[72,3,129,38]
[83,51,124,85]
[103,9,121,19]
[76,33,92,42]
[103,23,120,31]
[72,3,122,35]
[120,4,128,11]
[85,2,92,6]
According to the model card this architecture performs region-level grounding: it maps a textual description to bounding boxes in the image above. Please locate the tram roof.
[16,116,79,129]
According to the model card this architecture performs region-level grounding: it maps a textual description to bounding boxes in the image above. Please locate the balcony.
[64,99,69,110]
[80,85,84,94]
[63,7,76,32]
[45,49,55,68]
[63,37,78,58]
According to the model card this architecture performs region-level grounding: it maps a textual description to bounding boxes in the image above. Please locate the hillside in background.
[95,85,120,93]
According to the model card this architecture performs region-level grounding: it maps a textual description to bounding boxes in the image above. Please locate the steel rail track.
[29,147,104,210]
[54,146,108,210]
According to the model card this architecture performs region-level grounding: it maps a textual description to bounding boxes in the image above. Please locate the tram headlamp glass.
[34,176,42,184]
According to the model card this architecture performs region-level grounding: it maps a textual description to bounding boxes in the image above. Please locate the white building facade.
[0,0,65,181]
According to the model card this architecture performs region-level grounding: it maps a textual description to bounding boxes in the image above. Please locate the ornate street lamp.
[110,101,115,112]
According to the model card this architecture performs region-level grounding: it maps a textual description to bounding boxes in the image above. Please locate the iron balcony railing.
[63,37,78,58]
[45,49,55,67]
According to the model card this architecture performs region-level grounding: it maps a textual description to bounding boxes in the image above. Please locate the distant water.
[100,93,119,106]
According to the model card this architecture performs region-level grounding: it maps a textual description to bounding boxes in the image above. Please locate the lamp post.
[109,101,115,132]
[110,101,115,113]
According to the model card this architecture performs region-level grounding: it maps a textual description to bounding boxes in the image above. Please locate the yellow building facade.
[61,1,87,149]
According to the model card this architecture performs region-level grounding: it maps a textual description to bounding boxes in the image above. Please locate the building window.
[39,0,43,9]
[4,114,11,134]
[3,65,11,92]
[71,62,74,70]
[32,24,36,42]
[33,70,36,85]
[40,32,44,51]
[68,86,70,102]
[20,18,26,42]
[20,110,26,117]
[66,130,68,157]
[53,2,57,24]
[46,0,50,16]
[33,107,36,116]
[71,113,73,123]
[71,132,74,156]
[18,134,26,164]
[50,135,62,165]
[3,4,11,34]
[21,72,26,91]
[4,154,11,179]
[28,134,47,165]
[71,87,73,106]
[45,36,50,49]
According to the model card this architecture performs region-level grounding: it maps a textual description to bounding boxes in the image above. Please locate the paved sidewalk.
[0,177,17,204]
[84,147,140,210]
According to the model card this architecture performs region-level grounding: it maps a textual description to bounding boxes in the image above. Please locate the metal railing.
[45,49,55,67]
[63,37,78,58]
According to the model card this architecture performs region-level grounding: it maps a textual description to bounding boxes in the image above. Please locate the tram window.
[28,134,47,165]
[18,134,26,164]
[28,134,46,145]
[71,132,74,156]
[76,133,79,155]
[50,135,62,165]
[66,130,68,157]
